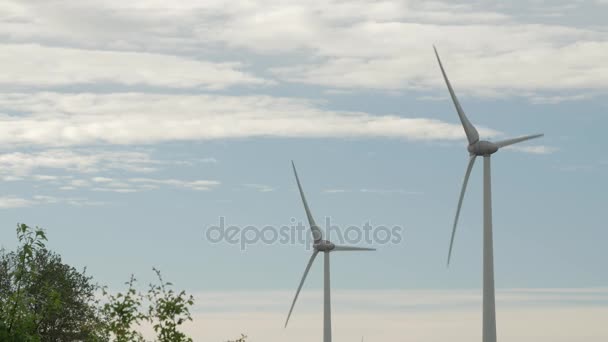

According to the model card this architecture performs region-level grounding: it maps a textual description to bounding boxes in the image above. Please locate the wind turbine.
[433,46,543,342]
[285,161,375,342]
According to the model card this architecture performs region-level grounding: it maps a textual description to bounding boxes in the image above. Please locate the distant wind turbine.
[285,161,375,342]
[433,46,543,342]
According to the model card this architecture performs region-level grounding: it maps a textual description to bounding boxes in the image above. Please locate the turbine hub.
[314,240,335,252]
[468,140,498,156]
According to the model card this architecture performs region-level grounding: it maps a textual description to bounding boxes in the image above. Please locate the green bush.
[0,223,244,341]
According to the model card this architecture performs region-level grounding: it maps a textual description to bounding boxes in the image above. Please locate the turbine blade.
[333,245,376,252]
[292,161,323,242]
[433,46,479,144]
[285,250,319,328]
[495,134,544,148]
[447,155,477,266]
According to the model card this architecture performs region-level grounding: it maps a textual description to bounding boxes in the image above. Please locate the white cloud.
[32,174,60,181]
[0,196,34,208]
[323,189,348,194]
[0,92,497,147]
[199,157,219,164]
[529,93,597,104]
[0,152,221,192]
[58,176,221,193]
[0,43,268,90]
[32,194,104,206]
[0,92,544,154]
[181,0,608,96]
[0,149,220,192]
[505,145,558,155]
[128,178,220,191]
[0,1,605,97]
[271,35,608,96]
[69,179,90,188]
[91,187,139,194]
[0,150,219,184]
[243,183,275,192]
[0,194,102,208]
[91,177,114,183]
[0,149,159,175]
[2,175,23,181]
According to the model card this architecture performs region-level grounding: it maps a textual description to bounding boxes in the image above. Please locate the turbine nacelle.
[434,45,544,342]
[435,46,543,267]
[468,140,498,156]
[314,240,336,252]
[286,161,376,341]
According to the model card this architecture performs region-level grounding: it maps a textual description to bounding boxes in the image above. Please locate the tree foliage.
[103,270,195,342]
[0,223,230,341]
[226,334,248,342]
[147,268,194,342]
[0,224,105,341]
[102,275,145,342]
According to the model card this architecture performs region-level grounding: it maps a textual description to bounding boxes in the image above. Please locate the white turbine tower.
[433,46,543,342]
[285,161,375,342]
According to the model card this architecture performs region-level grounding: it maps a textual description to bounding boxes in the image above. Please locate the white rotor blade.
[333,245,376,252]
[447,155,477,266]
[285,250,319,328]
[433,46,479,145]
[495,134,544,148]
[292,161,323,241]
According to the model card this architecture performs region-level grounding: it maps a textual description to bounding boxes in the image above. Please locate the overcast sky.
[0,1,606,341]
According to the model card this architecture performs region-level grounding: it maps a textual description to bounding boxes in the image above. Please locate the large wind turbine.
[433,46,543,342]
[285,161,375,342]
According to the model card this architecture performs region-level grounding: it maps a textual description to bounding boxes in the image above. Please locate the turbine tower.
[285,161,375,342]
[433,46,543,342]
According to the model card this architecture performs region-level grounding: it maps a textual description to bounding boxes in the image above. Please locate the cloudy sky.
[0,0,607,341]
